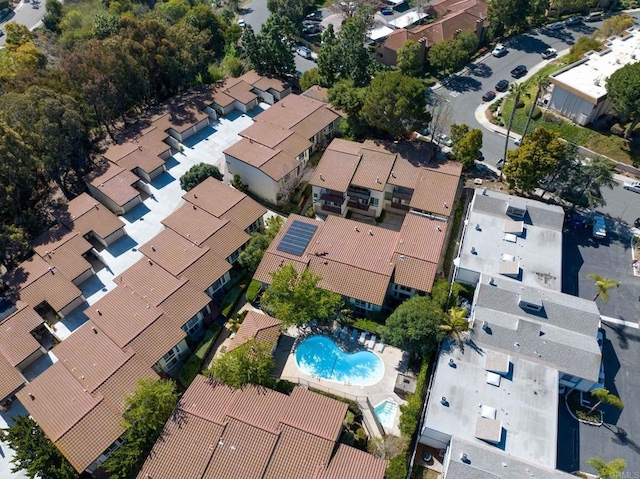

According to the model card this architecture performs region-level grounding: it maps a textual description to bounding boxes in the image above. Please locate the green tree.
[3,23,33,50]
[452,128,483,169]
[93,13,120,39]
[261,264,343,327]
[184,5,226,55]
[155,0,190,25]
[237,215,284,271]
[606,61,640,138]
[360,72,429,137]
[267,0,310,28]
[587,274,620,303]
[0,225,31,270]
[501,82,525,179]
[428,38,467,74]
[586,457,627,479]
[587,388,624,415]
[43,0,64,32]
[456,30,479,57]
[378,295,445,358]
[567,36,602,64]
[450,123,470,144]
[488,0,531,35]
[503,127,565,192]
[103,379,179,479]
[439,307,469,344]
[563,157,615,208]
[597,13,635,39]
[396,40,422,77]
[1,415,77,479]
[179,163,223,191]
[243,15,296,77]
[300,67,320,91]
[522,74,549,140]
[335,16,371,87]
[207,339,276,388]
[317,24,341,87]
[327,79,367,137]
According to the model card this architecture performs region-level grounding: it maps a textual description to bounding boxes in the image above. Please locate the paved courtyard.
[557,322,640,476]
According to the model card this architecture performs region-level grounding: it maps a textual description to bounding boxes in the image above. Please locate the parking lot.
[557,322,640,476]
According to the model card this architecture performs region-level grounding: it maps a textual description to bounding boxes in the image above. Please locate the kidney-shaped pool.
[295,335,384,386]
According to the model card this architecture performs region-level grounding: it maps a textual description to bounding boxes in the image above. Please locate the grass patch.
[499,61,640,165]
[221,270,251,317]
[177,325,221,388]
[352,319,380,333]
[308,150,323,167]
[245,279,261,303]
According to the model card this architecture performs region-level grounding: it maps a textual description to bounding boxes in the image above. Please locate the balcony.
[320,192,346,204]
[393,187,413,201]
[390,201,410,211]
[321,204,342,214]
[347,187,371,201]
[348,200,371,211]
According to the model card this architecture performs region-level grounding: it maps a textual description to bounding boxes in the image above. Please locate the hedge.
[221,276,251,317]
[246,279,261,303]
[177,325,221,388]
[385,453,409,479]
[398,360,430,438]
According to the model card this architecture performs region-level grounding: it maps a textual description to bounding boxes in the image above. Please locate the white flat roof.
[368,26,395,41]
[422,341,560,469]
[551,27,640,101]
[388,11,428,29]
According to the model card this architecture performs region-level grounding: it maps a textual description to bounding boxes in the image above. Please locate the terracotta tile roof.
[210,87,235,108]
[225,386,290,433]
[202,417,277,479]
[183,177,246,218]
[410,169,460,216]
[263,424,335,479]
[4,254,53,289]
[86,163,141,207]
[253,252,309,284]
[95,355,158,414]
[309,148,360,192]
[16,362,102,441]
[309,256,391,306]
[0,304,43,366]
[351,147,397,191]
[392,253,438,292]
[227,311,282,351]
[328,138,368,155]
[114,258,187,306]
[241,121,293,149]
[382,28,410,52]
[387,155,420,189]
[257,94,326,130]
[158,281,212,328]
[180,249,232,292]
[150,89,212,133]
[224,137,280,168]
[53,320,133,393]
[238,69,263,85]
[35,232,93,283]
[139,229,208,277]
[282,387,348,441]
[124,314,186,367]
[275,132,313,158]
[114,146,165,175]
[260,151,300,181]
[202,221,251,260]
[0,354,25,401]
[162,203,228,246]
[396,214,447,263]
[302,85,330,103]
[221,197,267,232]
[136,125,174,157]
[62,193,125,241]
[321,444,388,479]
[226,79,258,104]
[292,105,340,141]
[102,140,140,163]
[86,286,162,348]
[55,400,123,472]
[253,75,287,92]
[137,413,225,479]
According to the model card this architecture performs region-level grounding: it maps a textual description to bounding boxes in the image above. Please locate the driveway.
[557,322,640,476]
[0,1,46,47]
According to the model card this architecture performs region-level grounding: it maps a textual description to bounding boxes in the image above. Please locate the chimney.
[96,309,102,316]
[482,320,488,330]
[148,259,153,265]
[319,173,324,181]
[436,226,442,232]
[193,194,198,199]
[193,204,197,210]
[368,230,373,236]
[355,227,359,232]
[441,396,447,405]
[151,246,156,252]
[376,176,380,184]
[444,202,448,208]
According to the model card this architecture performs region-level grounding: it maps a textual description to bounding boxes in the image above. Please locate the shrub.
[375,209,386,223]
[221,275,251,317]
[531,107,542,121]
[385,454,408,479]
[178,326,221,388]
[305,206,315,218]
[398,360,429,438]
[180,163,222,191]
[353,319,380,333]
[246,279,261,302]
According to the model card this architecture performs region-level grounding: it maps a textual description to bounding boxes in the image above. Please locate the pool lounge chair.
[376,340,385,352]
[358,331,367,344]
[349,329,358,343]
[333,325,341,338]
[340,327,349,340]
[367,335,377,349]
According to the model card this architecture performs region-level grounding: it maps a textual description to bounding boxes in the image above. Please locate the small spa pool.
[295,336,384,386]
[374,399,398,429]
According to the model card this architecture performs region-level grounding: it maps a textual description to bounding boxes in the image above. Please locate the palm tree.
[587,388,624,415]
[500,82,525,180]
[586,457,627,479]
[521,74,549,141]
[587,273,620,303]
[439,306,469,344]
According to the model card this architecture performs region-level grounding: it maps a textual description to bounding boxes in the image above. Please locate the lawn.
[498,60,640,165]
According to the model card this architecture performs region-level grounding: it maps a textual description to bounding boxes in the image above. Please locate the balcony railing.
[390,202,410,211]
[321,204,342,214]
[392,189,413,201]
[347,188,370,200]
[320,193,346,204]
[348,200,370,211]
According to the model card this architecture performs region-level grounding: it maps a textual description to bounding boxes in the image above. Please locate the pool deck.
[278,325,409,437]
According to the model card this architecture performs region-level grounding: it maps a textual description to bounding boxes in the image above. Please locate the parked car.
[482,91,496,102]
[296,45,312,59]
[541,48,557,59]
[634,218,640,228]
[623,180,640,193]
[381,7,393,15]
[565,16,582,26]
[492,44,507,57]
[584,11,604,22]
[436,133,453,147]
[237,18,245,27]
[510,65,527,78]
[569,213,587,229]
[305,10,323,21]
[495,79,509,92]
[496,158,505,170]
[514,137,521,146]
[546,22,564,31]
[592,214,607,239]
[302,23,322,34]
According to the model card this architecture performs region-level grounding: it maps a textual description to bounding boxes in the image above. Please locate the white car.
[296,46,312,59]
[623,181,640,193]
[436,133,453,147]
[541,48,557,59]
[237,18,246,27]
[492,44,507,57]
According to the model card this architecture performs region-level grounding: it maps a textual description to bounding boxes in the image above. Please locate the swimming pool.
[374,399,398,429]
[295,336,384,386]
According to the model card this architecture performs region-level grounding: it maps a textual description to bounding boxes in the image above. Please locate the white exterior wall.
[72,267,95,287]
[420,426,451,450]
[253,88,275,105]
[59,295,86,318]
[225,154,280,204]
[369,190,385,217]
[548,86,599,126]
[155,338,189,373]
[454,268,481,287]
[99,227,126,248]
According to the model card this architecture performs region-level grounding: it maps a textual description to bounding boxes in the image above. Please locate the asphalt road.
[598,181,640,227]
[0,0,46,47]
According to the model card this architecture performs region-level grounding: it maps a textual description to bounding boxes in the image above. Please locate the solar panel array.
[276,220,318,256]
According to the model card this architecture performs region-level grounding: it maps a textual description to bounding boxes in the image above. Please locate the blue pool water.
[374,400,398,429]
[295,336,384,386]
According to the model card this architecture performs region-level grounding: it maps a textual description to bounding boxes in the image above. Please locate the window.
[370,197,379,207]
[182,315,202,336]
[506,205,526,218]
[227,250,240,263]
[354,299,370,309]
[297,152,306,161]
[396,284,412,292]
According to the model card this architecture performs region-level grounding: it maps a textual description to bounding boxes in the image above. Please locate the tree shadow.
[444,76,482,93]
[561,231,584,295]
[506,33,551,54]
[469,63,492,78]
